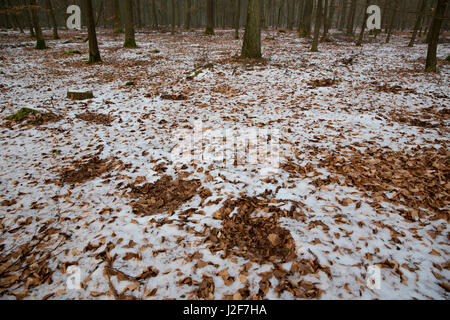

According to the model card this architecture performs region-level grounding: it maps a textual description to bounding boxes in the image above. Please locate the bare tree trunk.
[113,0,123,34]
[287,0,294,30]
[338,0,348,31]
[298,0,313,37]
[29,0,46,49]
[22,0,35,37]
[184,0,191,29]
[151,0,158,29]
[123,0,137,47]
[425,0,447,72]
[346,0,356,35]
[409,0,427,47]
[45,0,58,39]
[136,0,142,28]
[83,0,101,63]
[311,0,323,51]
[170,0,175,34]
[205,0,214,34]
[6,0,24,33]
[386,0,399,43]
[234,0,241,39]
[241,0,262,58]
[356,0,369,46]
[321,0,329,40]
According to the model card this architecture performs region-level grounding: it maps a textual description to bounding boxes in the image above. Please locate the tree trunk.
[184,0,191,29]
[409,0,427,47]
[386,0,399,43]
[311,0,323,51]
[241,0,262,58]
[234,0,241,39]
[151,0,158,28]
[205,0,214,34]
[22,0,35,37]
[287,0,294,30]
[298,0,313,37]
[29,0,46,49]
[321,0,329,40]
[171,0,175,34]
[338,0,348,31]
[113,0,123,34]
[346,0,356,35]
[356,0,369,46]
[136,0,142,28]
[425,0,447,72]
[83,0,101,63]
[6,0,24,33]
[45,0,58,39]
[123,0,137,47]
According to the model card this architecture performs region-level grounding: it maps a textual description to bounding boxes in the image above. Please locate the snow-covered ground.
[0,28,448,300]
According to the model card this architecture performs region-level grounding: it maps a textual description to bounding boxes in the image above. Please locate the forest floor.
[0,28,449,300]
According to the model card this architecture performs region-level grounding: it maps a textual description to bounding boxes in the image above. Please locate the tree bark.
[45,0,58,39]
[151,0,158,29]
[287,0,294,30]
[425,0,447,72]
[386,0,399,43]
[346,0,356,35]
[234,0,241,39]
[205,0,215,34]
[356,0,369,46]
[409,0,427,47]
[311,0,323,51]
[123,0,137,47]
[84,0,101,63]
[241,0,262,58]
[171,0,175,34]
[298,0,313,37]
[185,0,191,29]
[113,0,123,34]
[29,0,46,49]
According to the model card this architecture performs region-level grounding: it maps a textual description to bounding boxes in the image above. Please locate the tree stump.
[67,91,94,100]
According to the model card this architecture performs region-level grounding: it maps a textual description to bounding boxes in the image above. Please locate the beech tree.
[356,0,370,46]
[234,0,241,39]
[205,0,214,35]
[185,0,191,30]
[45,0,58,39]
[299,0,313,37]
[311,0,323,52]
[425,0,448,72]
[408,0,428,47]
[84,0,101,63]
[113,0,122,34]
[241,0,262,59]
[123,0,137,48]
[28,0,46,49]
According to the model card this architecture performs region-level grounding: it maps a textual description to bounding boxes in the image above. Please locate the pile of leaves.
[60,155,122,184]
[160,93,188,101]
[206,197,297,264]
[307,78,339,89]
[4,108,61,127]
[318,147,449,222]
[128,175,201,216]
[75,111,115,126]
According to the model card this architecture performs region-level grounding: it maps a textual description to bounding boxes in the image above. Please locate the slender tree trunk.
[83,0,101,63]
[346,0,356,35]
[298,0,313,37]
[386,0,399,43]
[113,0,123,34]
[356,0,369,46]
[409,0,427,47]
[6,0,24,33]
[241,0,262,58]
[184,0,191,29]
[29,0,46,49]
[123,0,137,47]
[151,0,158,28]
[22,0,35,37]
[311,0,323,51]
[170,0,175,34]
[205,0,214,34]
[45,0,58,39]
[425,0,447,72]
[234,0,241,39]
[287,0,294,30]
[339,0,348,31]
[321,0,329,40]
[136,0,142,28]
